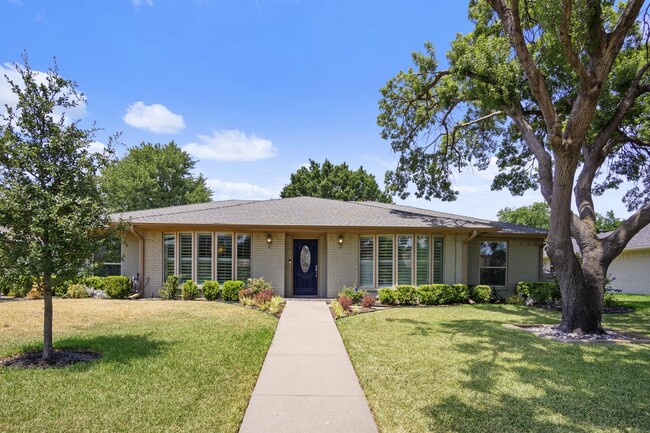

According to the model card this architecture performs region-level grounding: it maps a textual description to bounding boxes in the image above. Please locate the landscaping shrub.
[1,275,32,297]
[378,288,397,305]
[330,300,347,318]
[269,296,285,316]
[84,276,105,291]
[103,276,131,299]
[202,280,220,300]
[160,275,180,299]
[516,282,561,304]
[246,277,273,294]
[255,290,274,307]
[450,284,469,303]
[505,294,524,305]
[338,295,354,311]
[361,294,376,308]
[469,285,492,303]
[66,284,90,299]
[338,286,367,303]
[26,286,43,299]
[181,280,199,300]
[417,284,443,305]
[223,280,245,301]
[238,288,254,303]
[396,285,418,305]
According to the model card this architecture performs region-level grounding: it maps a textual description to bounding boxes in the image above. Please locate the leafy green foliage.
[330,300,347,318]
[66,284,90,299]
[338,286,367,303]
[469,285,492,304]
[246,277,273,294]
[378,288,398,305]
[181,280,199,300]
[222,280,245,301]
[515,282,561,304]
[596,210,623,233]
[84,276,105,291]
[268,296,285,316]
[103,276,131,299]
[280,159,392,203]
[201,280,220,301]
[100,141,212,212]
[450,284,469,303]
[505,294,524,305]
[396,285,418,305]
[160,275,180,300]
[497,202,551,230]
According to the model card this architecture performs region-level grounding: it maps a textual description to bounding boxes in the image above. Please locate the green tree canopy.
[378,0,650,333]
[498,202,622,233]
[280,159,392,203]
[0,56,115,360]
[101,142,212,212]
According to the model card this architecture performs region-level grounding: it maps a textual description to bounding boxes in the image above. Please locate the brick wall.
[121,233,140,278]
[251,232,286,296]
[326,233,359,297]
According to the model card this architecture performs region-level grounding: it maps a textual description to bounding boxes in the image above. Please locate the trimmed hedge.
[66,284,90,299]
[417,284,445,305]
[516,281,560,304]
[223,280,245,301]
[202,280,220,300]
[338,286,367,304]
[160,275,179,299]
[84,276,105,291]
[103,276,131,299]
[396,285,418,305]
[450,284,469,303]
[378,288,397,305]
[469,285,492,303]
[181,280,199,300]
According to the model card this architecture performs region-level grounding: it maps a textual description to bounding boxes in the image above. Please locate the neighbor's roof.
[600,223,650,250]
[109,196,547,235]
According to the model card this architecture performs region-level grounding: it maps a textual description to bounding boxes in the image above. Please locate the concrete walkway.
[239,300,378,433]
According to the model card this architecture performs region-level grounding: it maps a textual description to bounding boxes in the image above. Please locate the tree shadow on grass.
[13,334,170,369]
[419,319,650,433]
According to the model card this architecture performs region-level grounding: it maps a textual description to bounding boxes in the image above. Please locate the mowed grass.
[0,299,277,433]
[338,294,650,433]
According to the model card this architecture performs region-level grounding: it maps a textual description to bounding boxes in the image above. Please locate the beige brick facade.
[251,232,285,296]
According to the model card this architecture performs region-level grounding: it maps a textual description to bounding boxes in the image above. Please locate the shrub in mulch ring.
[1,349,101,369]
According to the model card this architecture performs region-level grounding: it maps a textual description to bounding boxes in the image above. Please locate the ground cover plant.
[0,299,276,433]
[337,294,650,433]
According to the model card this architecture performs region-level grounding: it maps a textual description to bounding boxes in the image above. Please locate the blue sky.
[0,0,633,220]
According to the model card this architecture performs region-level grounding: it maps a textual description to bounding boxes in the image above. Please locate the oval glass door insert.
[300,245,311,273]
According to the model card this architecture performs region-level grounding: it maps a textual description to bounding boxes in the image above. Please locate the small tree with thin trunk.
[378,1,650,334]
[0,55,114,361]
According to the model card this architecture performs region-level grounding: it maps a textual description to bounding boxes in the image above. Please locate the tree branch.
[606,0,647,65]
[602,203,650,263]
[558,0,593,87]
[487,0,561,144]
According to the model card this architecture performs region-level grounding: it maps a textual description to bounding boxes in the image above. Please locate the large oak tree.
[379,0,650,333]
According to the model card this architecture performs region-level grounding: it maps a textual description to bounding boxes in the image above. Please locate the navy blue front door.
[293,239,318,296]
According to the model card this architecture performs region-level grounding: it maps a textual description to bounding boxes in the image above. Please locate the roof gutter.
[463,230,479,244]
[129,225,145,298]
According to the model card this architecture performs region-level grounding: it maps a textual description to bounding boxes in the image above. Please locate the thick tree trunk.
[556,256,605,334]
[42,276,54,361]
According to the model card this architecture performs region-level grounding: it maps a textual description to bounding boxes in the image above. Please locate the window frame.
[396,234,414,286]
[479,240,508,287]
[235,233,252,282]
[163,233,177,282]
[358,235,375,288]
[216,232,234,284]
[178,232,193,283]
[196,232,213,284]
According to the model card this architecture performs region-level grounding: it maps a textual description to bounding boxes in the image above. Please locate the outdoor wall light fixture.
[266,234,273,246]
[338,235,344,246]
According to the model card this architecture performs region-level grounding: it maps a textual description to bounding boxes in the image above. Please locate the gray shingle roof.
[601,224,650,249]
[110,196,547,235]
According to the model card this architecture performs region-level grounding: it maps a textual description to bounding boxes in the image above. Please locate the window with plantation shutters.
[179,233,192,283]
[197,233,212,284]
[397,235,413,285]
[359,236,374,288]
[433,236,444,283]
[416,235,430,285]
[216,233,232,283]
[163,234,175,281]
[378,235,393,287]
[236,234,251,282]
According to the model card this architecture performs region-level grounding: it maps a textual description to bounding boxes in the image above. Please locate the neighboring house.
[110,196,547,298]
[543,224,650,295]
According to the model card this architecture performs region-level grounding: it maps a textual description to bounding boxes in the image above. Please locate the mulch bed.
[506,323,650,344]
[535,304,635,314]
[0,349,101,369]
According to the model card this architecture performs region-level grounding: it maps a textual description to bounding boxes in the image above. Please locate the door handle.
[315,264,318,279]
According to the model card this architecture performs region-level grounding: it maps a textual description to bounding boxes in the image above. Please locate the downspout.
[463,230,479,244]
[129,225,145,299]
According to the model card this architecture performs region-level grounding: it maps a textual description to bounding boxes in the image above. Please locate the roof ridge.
[358,201,494,224]
[122,199,259,221]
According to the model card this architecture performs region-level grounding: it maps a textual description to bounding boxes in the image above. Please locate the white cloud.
[206,178,277,200]
[88,141,105,153]
[132,0,153,7]
[0,62,87,123]
[123,101,185,134]
[183,129,278,161]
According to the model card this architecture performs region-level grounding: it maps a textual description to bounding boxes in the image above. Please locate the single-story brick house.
[110,196,547,298]
[543,224,650,295]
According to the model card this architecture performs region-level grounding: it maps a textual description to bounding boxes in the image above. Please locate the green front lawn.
[338,295,650,433]
[0,299,277,433]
